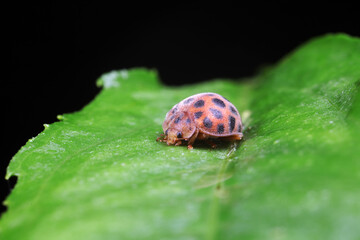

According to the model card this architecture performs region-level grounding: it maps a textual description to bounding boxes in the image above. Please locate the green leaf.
[1,34,360,240]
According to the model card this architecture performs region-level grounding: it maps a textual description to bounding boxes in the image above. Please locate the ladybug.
[157,92,243,149]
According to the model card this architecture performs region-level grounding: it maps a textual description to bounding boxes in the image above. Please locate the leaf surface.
[1,34,360,240]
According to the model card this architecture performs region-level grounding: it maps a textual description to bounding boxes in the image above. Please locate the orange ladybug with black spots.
[157,92,243,149]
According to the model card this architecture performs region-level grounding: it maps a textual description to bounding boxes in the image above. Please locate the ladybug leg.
[205,140,217,149]
[223,133,243,141]
[187,129,199,150]
[175,140,182,146]
[156,136,167,142]
[197,133,216,148]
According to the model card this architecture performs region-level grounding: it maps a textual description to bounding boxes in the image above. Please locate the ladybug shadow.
[190,139,240,151]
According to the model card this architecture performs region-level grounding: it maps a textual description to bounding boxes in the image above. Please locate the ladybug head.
[164,128,183,145]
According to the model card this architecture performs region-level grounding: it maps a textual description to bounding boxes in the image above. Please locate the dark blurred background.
[3,2,359,214]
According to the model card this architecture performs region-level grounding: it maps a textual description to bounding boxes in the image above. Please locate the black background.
[3,2,359,215]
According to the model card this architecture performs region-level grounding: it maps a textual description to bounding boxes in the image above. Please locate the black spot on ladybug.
[203,117,213,128]
[183,97,194,104]
[210,108,223,119]
[230,106,237,115]
[217,124,224,134]
[174,116,181,124]
[229,116,236,132]
[194,100,205,108]
[177,132,182,138]
[212,98,226,108]
[186,118,191,123]
[194,111,203,119]
[238,124,242,132]
[170,115,175,120]
[172,105,178,114]
[165,129,169,135]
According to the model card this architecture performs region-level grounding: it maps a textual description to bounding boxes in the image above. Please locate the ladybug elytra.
[157,92,243,149]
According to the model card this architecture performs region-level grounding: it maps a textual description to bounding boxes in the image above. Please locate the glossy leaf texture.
[1,34,360,240]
